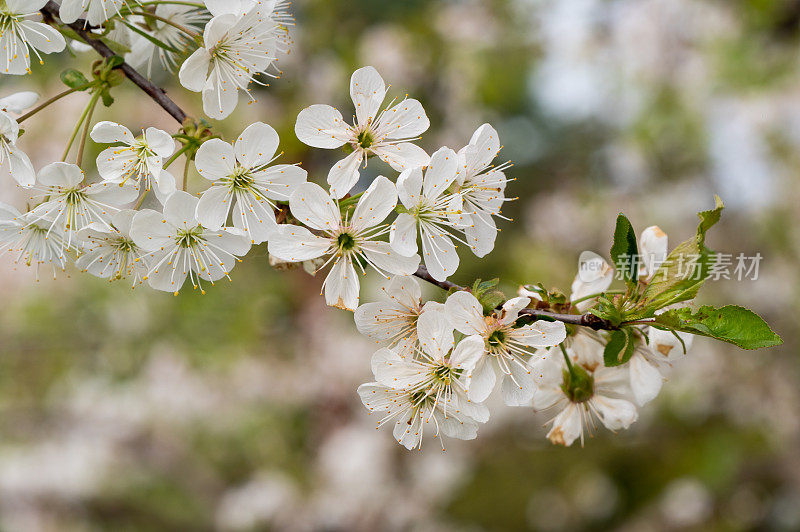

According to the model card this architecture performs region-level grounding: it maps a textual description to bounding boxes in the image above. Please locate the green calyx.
[337,232,357,251]
[561,365,594,404]
[487,329,507,349]
[176,227,203,248]
[356,130,374,149]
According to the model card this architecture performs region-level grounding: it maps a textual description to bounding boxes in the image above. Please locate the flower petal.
[326,150,362,199]
[90,121,134,145]
[350,66,386,125]
[267,225,329,262]
[422,147,458,200]
[373,142,429,172]
[294,104,350,149]
[389,213,418,256]
[195,138,236,181]
[235,121,279,169]
[289,182,340,232]
[351,175,397,232]
[324,255,360,310]
[444,291,484,335]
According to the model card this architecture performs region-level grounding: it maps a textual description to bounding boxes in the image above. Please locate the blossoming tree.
[0,0,782,450]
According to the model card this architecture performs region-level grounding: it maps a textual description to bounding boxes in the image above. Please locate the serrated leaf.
[638,196,724,313]
[603,328,636,366]
[610,214,639,286]
[654,305,782,350]
[60,69,89,89]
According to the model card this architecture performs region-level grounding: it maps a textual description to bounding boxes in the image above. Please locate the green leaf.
[603,328,636,366]
[588,296,624,327]
[60,69,89,89]
[472,278,505,315]
[610,214,639,286]
[654,305,782,350]
[638,196,724,312]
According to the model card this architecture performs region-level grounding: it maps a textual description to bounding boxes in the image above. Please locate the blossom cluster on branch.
[0,0,782,450]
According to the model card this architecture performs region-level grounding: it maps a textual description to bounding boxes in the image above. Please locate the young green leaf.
[637,196,724,313]
[60,69,89,89]
[610,214,639,286]
[654,305,782,350]
[603,327,636,366]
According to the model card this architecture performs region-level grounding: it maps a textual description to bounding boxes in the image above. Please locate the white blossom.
[357,310,488,449]
[29,162,139,249]
[0,91,38,186]
[195,121,306,244]
[130,191,251,293]
[0,203,68,279]
[295,66,430,198]
[532,349,638,446]
[75,209,150,286]
[445,291,567,406]
[0,0,66,75]
[179,1,281,119]
[390,147,469,281]
[453,124,513,257]
[354,275,444,358]
[127,4,209,75]
[59,0,139,27]
[268,177,420,311]
[91,121,177,202]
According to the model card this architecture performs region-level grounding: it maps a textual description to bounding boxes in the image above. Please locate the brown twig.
[41,1,189,125]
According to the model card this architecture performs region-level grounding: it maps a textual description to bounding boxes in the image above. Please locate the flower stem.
[182,155,191,192]
[559,343,574,374]
[61,92,98,162]
[18,83,93,123]
[76,91,102,168]
[164,144,191,170]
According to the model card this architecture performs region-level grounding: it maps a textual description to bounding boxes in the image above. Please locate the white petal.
[389,213,418,256]
[361,241,420,275]
[465,210,497,258]
[416,308,454,360]
[374,98,430,139]
[500,296,530,325]
[294,104,350,149]
[195,138,236,181]
[130,209,174,251]
[501,362,537,407]
[450,334,485,371]
[267,225,329,262]
[466,358,496,403]
[464,123,500,175]
[324,256,360,310]
[84,180,139,205]
[629,353,664,406]
[144,127,175,158]
[351,175,397,232]
[593,397,638,430]
[196,185,233,230]
[90,121,135,145]
[639,225,668,278]
[235,121,279,169]
[326,150,362,199]
[396,166,423,209]
[419,229,458,281]
[37,162,84,187]
[163,190,199,228]
[547,404,582,446]
[350,66,386,126]
[1,149,35,187]
[515,320,567,348]
[649,327,693,360]
[0,91,38,113]
[422,147,459,200]
[289,182,340,231]
[444,291,485,335]
[374,142,429,172]
[178,48,211,92]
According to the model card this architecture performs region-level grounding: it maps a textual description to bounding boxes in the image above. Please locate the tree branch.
[412,266,616,330]
[41,1,189,125]
[38,2,617,332]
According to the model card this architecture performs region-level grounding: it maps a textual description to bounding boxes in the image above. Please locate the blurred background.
[1,0,799,530]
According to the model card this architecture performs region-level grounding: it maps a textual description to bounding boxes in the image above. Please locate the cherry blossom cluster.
[0,0,780,451]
